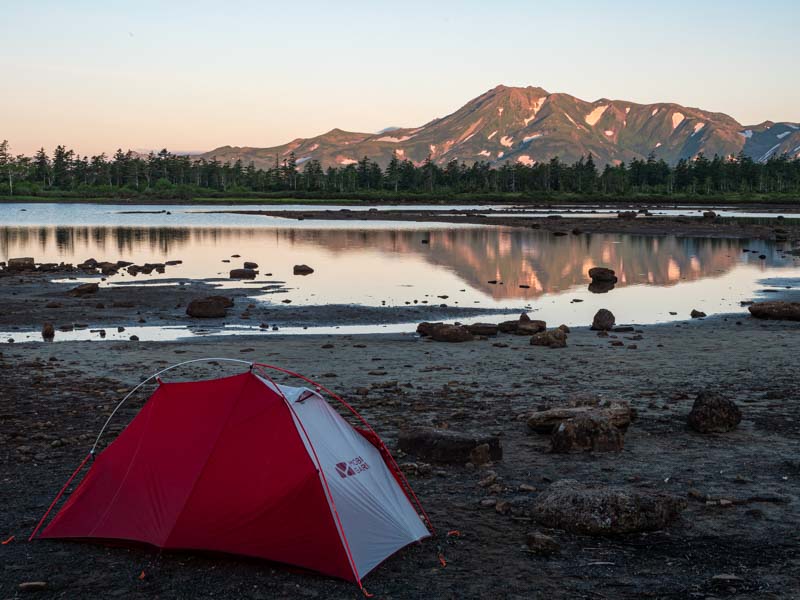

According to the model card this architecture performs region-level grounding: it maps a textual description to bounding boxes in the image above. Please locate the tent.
[31,360,432,587]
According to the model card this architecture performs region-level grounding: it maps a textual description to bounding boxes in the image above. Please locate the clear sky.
[2,0,798,156]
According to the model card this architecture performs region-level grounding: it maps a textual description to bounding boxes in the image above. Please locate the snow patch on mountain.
[497,107,504,116]
[604,130,614,137]
[739,130,753,139]
[777,131,791,140]
[788,124,799,130]
[651,108,660,116]
[625,107,631,114]
[585,105,608,126]
[376,135,411,143]
[488,130,498,140]
[497,151,504,159]
[516,155,534,166]
[500,136,513,147]
[523,134,542,143]
[655,142,662,148]
[565,114,580,129]
[479,150,491,157]
[307,143,319,151]
[337,157,357,165]
[759,143,781,162]
[692,122,705,136]
[296,156,312,165]
[672,113,685,129]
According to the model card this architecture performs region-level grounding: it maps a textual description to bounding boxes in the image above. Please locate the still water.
[1,203,798,340]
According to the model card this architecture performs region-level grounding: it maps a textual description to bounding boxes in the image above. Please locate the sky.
[2,0,798,157]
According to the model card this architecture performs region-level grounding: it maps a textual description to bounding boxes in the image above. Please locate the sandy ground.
[2,314,799,599]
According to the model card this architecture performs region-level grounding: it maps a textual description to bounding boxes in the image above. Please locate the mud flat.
[2,312,799,599]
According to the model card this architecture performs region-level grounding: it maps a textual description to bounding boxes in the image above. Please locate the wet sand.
[2,315,799,599]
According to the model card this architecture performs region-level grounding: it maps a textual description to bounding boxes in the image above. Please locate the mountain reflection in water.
[0,226,794,301]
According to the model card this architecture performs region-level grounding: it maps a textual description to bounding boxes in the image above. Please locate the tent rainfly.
[31,360,433,588]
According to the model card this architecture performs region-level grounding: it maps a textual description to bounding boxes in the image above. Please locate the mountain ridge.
[198,85,800,169]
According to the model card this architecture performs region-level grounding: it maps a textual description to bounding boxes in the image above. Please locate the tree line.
[1,140,799,198]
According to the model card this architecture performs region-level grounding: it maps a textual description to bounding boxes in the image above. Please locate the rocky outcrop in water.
[748,301,800,321]
[687,390,742,433]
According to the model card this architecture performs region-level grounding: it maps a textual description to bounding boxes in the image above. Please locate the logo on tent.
[335,457,369,478]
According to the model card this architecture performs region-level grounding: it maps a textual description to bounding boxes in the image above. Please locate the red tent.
[33,362,432,587]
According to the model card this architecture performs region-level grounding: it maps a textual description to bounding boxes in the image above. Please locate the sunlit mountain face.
[198,85,800,168]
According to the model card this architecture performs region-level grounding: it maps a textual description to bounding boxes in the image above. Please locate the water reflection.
[1,225,795,304]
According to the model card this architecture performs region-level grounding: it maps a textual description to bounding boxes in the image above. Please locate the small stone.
[526,531,560,556]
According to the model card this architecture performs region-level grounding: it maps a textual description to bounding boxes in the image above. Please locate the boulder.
[7,257,35,271]
[588,267,618,283]
[617,211,637,220]
[527,401,633,433]
[588,280,616,294]
[398,427,502,464]
[687,390,742,433]
[466,323,498,336]
[41,323,55,339]
[68,282,99,296]
[186,296,231,318]
[591,309,615,331]
[498,320,521,333]
[532,479,686,535]
[229,268,257,279]
[243,261,259,269]
[526,531,560,556]
[429,324,474,343]
[690,309,706,318]
[702,210,717,219]
[293,264,314,275]
[530,328,568,348]
[550,415,625,453]
[516,320,547,335]
[748,301,800,321]
[416,321,443,337]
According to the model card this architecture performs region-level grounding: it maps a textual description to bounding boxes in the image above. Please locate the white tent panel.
[279,386,430,578]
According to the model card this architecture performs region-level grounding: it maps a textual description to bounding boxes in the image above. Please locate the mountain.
[198,85,800,169]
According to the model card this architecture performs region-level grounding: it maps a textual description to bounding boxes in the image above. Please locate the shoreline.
[3,315,799,598]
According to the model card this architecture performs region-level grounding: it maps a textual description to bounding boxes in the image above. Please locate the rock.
[243,261,259,269]
[129,335,139,341]
[530,328,568,348]
[591,309,615,331]
[588,280,616,294]
[186,297,231,318]
[229,268,256,279]
[690,309,706,318]
[416,322,443,337]
[526,531,560,556]
[551,415,625,453]
[68,282,99,296]
[18,582,48,591]
[398,427,502,464]
[516,320,547,335]
[617,211,637,220]
[702,210,717,219]
[588,267,618,283]
[687,390,742,433]
[293,264,314,275]
[8,257,35,271]
[469,443,492,465]
[748,301,800,321]
[519,312,532,322]
[41,323,55,339]
[498,320,521,333]
[527,401,633,433]
[164,260,182,266]
[466,323,498,336]
[429,324,474,343]
[532,479,687,535]
[558,324,570,333]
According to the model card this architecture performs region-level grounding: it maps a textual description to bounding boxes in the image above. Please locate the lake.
[1,203,798,340]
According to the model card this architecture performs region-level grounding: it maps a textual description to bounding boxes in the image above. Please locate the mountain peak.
[199,86,799,169]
